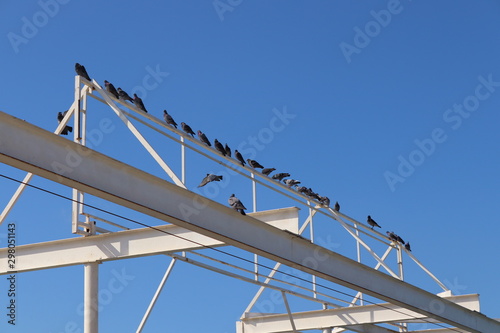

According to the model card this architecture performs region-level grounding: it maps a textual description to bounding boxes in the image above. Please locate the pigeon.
[117,88,134,102]
[394,232,405,244]
[306,188,321,201]
[234,150,245,166]
[181,122,195,137]
[283,179,301,187]
[247,159,264,169]
[272,173,290,181]
[75,63,91,81]
[133,94,148,113]
[262,168,276,176]
[367,215,381,229]
[386,231,398,242]
[334,201,340,212]
[295,186,309,194]
[197,130,211,147]
[214,139,226,156]
[405,242,412,252]
[224,144,231,157]
[319,196,330,207]
[57,111,73,136]
[198,174,223,187]
[104,80,119,99]
[228,194,246,215]
[163,110,177,128]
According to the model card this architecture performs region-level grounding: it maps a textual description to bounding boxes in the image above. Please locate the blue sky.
[0,1,499,332]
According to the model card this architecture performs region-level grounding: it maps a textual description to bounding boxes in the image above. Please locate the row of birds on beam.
[71,63,411,251]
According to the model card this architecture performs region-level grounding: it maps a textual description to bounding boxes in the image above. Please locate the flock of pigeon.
[69,63,411,251]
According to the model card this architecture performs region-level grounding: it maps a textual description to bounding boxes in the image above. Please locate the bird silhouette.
[104,80,119,99]
[405,242,412,251]
[367,216,381,229]
[334,201,340,212]
[224,144,231,157]
[262,168,276,176]
[234,150,245,166]
[272,173,290,181]
[117,88,134,102]
[163,110,177,128]
[283,179,300,187]
[75,63,91,81]
[133,94,148,113]
[247,159,264,169]
[198,174,223,187]
[197,130,211,147]
[214,139,226,156]
[228,194,247,215]
[181,122,195,137]
[57,111,73,136]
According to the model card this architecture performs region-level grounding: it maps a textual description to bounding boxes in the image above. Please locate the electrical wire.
[0,172,464,332]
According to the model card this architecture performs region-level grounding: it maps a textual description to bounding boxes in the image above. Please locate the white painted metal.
[0,112,497,332]
[84,262,98,333]
[136,258,177,333]
[238,294,480,333]
[0,208,298,274]
[281,291,298,333]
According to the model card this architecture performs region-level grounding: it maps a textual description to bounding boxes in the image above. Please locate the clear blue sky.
[0,1,499,332]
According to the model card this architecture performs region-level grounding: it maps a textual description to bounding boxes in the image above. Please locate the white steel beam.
[238,294,479,333]
[0,111,498,333]
[0,207,298,274]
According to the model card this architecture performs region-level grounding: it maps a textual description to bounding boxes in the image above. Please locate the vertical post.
[354,223,363,305]
[72,76,82,234]
[84,262,99,333]
[181,137,186,184]
[308,202,317,298]
[397,244,404,280]
[251,172,258,280]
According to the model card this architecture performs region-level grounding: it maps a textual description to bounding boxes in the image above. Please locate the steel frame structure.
[0,76,498,332]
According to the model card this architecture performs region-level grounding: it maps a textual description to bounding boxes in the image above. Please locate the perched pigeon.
[163,110,177,128]
[247,159,264,169]
[334,201,340,212]
[214,139,226,156]
[75,63,91,81]
[272,173,290,181]
[262,168,276,176]
[224,144,231,157]
[133,94,148,113]
[307,189,321,201]
[117,88,134,102]
[104,80,119,99]
[234,150,245,166]
[367,215,381,229]
[181,122,195,137]
[405,242,412,252]
[393,232,405,244]
[197,130,211,147]
[319,196,330,207]
[283,179,301,187]
[295,186,308,194]
[228,194,246,215]
[57,111,73,136]
[198,174,223,187]
[386,231,398,242]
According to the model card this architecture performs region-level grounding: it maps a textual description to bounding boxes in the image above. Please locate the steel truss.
[0,76,498,333]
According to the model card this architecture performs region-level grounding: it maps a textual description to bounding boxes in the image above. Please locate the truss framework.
[0,77,497,332]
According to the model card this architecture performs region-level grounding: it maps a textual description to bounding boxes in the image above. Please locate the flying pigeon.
[57,111,73,136]
[133,94,148,113]
[234,150,245,166]
[283,179,301,187]
[214,139,226,156]
[163,110,177,128]
[405,242,412,252]
[319,196,330,207]
[75,63,91,81]
[197,130,211,147]
[224,144,231,157]
[198,174,223,187]
[104,80,119,99]
[228,194,247,215]
[247,159,264,169]
[181,122,195,137]
[334,201,340,212]
[367,215,381,229]
[117,88,134,102]
[272,173,290,181]
[262,168,276,176]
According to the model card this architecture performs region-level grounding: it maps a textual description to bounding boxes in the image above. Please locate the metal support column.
[84,262,99,333]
